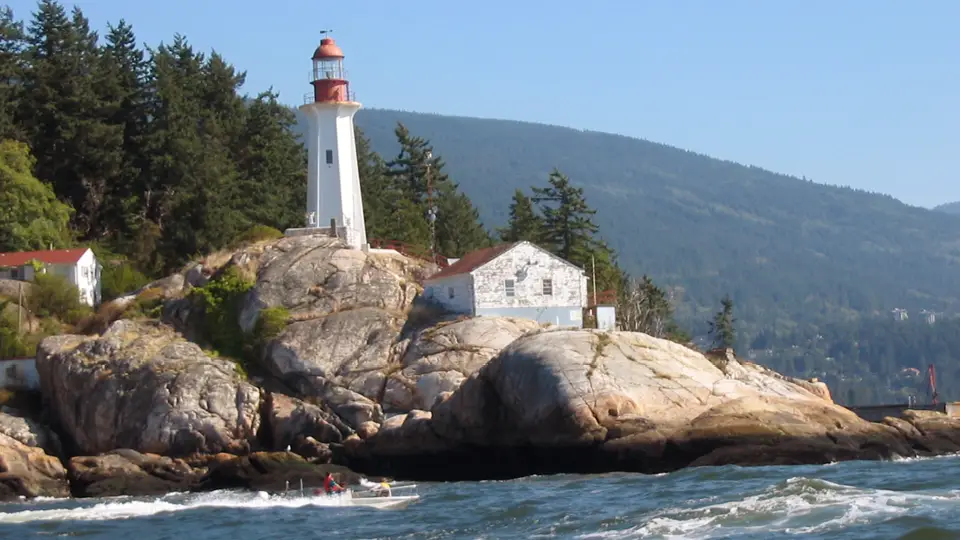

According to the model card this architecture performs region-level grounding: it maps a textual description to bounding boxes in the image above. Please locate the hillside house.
[0,248,102,306]
[423,241,590,327]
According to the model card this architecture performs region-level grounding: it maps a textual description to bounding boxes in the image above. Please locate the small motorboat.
[346,479,420,509]
[273,478,420,510]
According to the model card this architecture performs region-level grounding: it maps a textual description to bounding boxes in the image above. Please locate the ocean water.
[3,455,960,539]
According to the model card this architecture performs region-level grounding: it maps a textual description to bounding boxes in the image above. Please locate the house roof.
[426,243,519,280]
[426,241,586,281]
[0,248,89,268]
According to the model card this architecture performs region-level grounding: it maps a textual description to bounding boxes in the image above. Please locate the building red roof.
[426,243,518,281]
[0,248,89,268]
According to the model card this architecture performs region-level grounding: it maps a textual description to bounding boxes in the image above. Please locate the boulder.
[37,319,262,456]
[234,236,432,429]
[0,411,62,457]
[0,278,33,301]
[68,449,203,498]
[382,317,541,411]
[0,432,69,500]
[238,236,426,333]
[347,329,916,479]
[264,392,353,450]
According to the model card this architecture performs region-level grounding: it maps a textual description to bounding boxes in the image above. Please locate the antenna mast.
[426,151,437,261]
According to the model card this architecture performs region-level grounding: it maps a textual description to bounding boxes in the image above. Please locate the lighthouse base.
[283,226,369,251]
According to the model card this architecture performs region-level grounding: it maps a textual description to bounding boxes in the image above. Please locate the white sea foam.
[0,490,364,524]
[575,476,960,539]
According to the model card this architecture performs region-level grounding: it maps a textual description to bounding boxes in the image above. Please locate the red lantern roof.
[312,38,344,60]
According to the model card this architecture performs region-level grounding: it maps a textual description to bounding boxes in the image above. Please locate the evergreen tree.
[708,295,737,350]
[498,189,542,243]
[233,90,306,232]
[21,2,117,237]
[355,126,392,240]
[531,168,621,292]
[0,139,72,251]
[434,181,491,257]
[0,6,24,141]
[532,168,598,262]
[384,122,488,255]
[97,19,149,243]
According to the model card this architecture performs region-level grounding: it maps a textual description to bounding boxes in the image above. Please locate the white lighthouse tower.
[295,36,367,249]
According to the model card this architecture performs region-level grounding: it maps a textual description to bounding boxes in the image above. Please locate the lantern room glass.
[313,58,345,80]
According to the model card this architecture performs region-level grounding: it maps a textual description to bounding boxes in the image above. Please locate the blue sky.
[9,0,959,208]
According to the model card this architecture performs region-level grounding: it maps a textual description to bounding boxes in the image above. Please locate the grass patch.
[588,332,613,379]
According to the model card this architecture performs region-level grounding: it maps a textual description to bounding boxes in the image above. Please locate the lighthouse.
[297,36,367,249]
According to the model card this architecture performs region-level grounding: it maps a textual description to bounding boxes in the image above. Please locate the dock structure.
[845,402,949,423]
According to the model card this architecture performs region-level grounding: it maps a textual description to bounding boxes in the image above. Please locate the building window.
[542,278,553,296]
[10,267,19,280]
[448,286,455,299]
[504,279,515,297]
[325,149,334,164]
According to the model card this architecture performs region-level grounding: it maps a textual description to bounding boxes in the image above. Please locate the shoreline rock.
[342,329,960,480]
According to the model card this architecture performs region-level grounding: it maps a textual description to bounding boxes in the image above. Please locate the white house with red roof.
[422,241,590,328]
[0,248,102,306]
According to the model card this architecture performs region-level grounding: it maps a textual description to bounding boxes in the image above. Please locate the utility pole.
[17,281,22,336]
[591,254,598,306]
[425,150,437,261]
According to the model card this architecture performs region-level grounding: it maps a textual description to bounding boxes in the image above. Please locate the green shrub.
[230,225,283,248]
[253,307,289,350]
[27,273,91,324]
[189,266,254,359]
[101,263,150,301]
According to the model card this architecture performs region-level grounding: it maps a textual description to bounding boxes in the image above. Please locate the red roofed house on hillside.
[422,241,596,328]
[0,248,102,306]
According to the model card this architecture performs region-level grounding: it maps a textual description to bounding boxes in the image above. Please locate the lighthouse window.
[325,150,334,164]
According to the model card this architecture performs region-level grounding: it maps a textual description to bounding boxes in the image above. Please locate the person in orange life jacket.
[323,472,344,494]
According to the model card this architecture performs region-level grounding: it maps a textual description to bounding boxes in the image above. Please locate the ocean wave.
[0,490,366,524]
[576,476,960,539]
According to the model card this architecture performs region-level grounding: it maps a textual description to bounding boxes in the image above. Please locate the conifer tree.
[709,295,737,350]
[434,181,491,257]
[98,19,149,242]
[498,189,542,243]
[355,126,392,240]
[532,168,598,262]
[0,7,25,141]
[233,90,306,232]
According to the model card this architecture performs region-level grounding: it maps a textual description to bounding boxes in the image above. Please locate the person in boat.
[323,472,345,495]
[374,481,391,497]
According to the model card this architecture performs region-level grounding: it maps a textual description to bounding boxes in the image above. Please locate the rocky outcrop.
[231,236,434,428]
[382,317,542,411]
[0,411,62,457]
[345,329,916,479]
[263,392,353,450]
[68,449,203,497]
[37,320,261,457]
[0,432,69,500]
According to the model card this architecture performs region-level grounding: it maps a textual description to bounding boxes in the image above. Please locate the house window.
[542,278,553,296]
[448,286,455,299]
[325,149,334,164]
[504,279,515,297]
[10,267,19,280]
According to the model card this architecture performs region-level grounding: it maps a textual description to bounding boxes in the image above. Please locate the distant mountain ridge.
[291,107,960,335]
[934,202,960,215]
